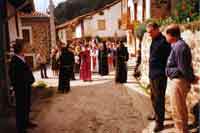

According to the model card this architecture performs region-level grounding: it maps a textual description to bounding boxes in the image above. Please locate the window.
[97,20,106,31]
[22,27,32,44]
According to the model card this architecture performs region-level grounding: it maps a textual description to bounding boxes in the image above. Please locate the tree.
[54,0,116,24]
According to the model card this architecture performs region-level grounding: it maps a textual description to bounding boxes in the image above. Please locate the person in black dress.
[58,45,75,93]
[9,39,37,133]
[115,41,129,83]
[98,42,109,76]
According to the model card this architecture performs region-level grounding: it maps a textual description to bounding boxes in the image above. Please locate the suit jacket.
[149,33,171,80]
[9,55,35,89]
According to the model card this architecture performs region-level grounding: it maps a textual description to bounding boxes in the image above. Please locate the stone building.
[19,11,51,68]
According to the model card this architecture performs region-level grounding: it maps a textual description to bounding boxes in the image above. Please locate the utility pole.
[0,0,9,113]
[49,0,56,48]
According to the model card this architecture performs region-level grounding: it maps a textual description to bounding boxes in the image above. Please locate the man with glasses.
[146,22,171,132]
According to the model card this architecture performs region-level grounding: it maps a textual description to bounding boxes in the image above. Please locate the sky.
[34,0,66,12]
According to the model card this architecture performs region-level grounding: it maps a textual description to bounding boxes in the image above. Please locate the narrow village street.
[29,63,151,133]
[17,58,196,133]
[1,63,198,133]
[1,1,199,133]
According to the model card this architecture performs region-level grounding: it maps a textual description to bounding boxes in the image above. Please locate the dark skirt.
[74,63,80,73]
[99,58,109,76]
[52,57,59,70]
[58,67,72,91]
[115,62,127,83]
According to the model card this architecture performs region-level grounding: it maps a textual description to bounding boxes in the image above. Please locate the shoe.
[153,123,164,132]
[27,121,37,129]
[147,114,155,120]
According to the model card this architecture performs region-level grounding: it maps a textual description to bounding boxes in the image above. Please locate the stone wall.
[21,18,51,68]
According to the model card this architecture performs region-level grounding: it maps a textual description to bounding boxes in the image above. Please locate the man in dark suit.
[146,23,171,132]
[9,39,37,133]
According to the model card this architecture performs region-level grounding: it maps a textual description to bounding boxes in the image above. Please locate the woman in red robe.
[79,45,92,81]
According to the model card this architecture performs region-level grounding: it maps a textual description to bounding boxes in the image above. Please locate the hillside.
[54,0,116,24]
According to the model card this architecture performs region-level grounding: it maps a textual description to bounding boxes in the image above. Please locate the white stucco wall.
[83,19,94,37]
[58,29,67,44]
[128,0,133,21]
[137,0,143,22]
[146,0,151,19]
[75,23,83,38]
[82,2,126,38]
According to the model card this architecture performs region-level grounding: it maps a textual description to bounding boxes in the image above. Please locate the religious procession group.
[47,39,129,93]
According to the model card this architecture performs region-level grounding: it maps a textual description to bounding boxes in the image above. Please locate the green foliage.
[174,0,192,22]
[145,0,200,26]
[134,23,146,40]
[33,81,47,89]
[173,0,200,23]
